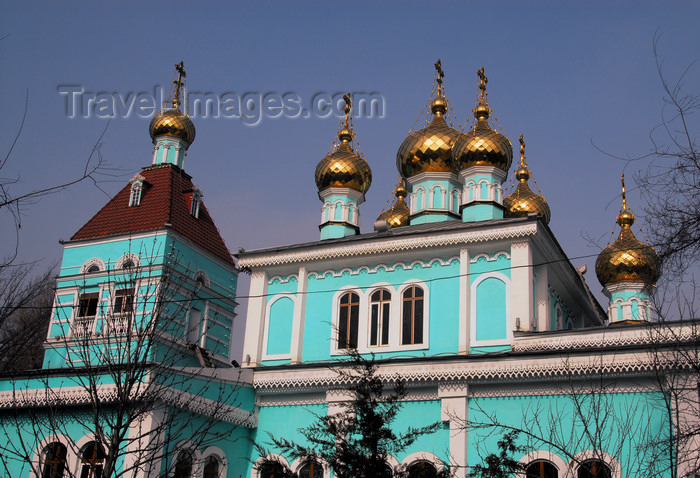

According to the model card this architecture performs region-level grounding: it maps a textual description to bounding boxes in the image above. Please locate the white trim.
[201,445,228,478]
[171,440,203,478]
[30,434,77,478]
[238,223,539,268]
[116,253,140,269]
[81,257,106,273]
[307,257,458,280]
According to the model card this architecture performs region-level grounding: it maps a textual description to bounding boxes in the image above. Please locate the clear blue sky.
[1,2,698,352]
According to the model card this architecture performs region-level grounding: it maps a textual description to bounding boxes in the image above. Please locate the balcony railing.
[70,316,95,338]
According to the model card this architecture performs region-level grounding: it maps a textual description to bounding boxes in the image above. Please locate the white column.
[290,266,308,364]
[458,247,470,354]
[510,241,533,333]
[242,270,268,367]
[439,383,469,478]
[534,265,549,331]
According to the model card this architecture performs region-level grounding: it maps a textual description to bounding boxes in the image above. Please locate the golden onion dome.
[315,128,372,194]
[149,107,196,145]
[504,135,550,223]
[396,97,461,178]
[377,183,410,227]
[453,67,513,172]
[595,176,661,287]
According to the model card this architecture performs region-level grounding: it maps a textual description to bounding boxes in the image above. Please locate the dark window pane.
[370,304,379,346]
[299,460,322,478]
[349,301,359,349]
[402,300,412,344]
[414,297,424,343]
[526,461,558,478]
[173,451,193,478]
[42,443,67,478]
[203,456,220,478]
[78,293,99,317]
[338,304,348,349]
[577,460,611,478]
[407,461,437,478]
[381,302,390,345]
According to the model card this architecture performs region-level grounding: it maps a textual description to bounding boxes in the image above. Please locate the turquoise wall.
[468,392,672,477]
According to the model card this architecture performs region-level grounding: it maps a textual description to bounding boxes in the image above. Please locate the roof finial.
[172,61,186,109]
[337,93,353,142]
[473,67,490,120]
[519,133,526,167]
[616,173,635,227]
[477,67,488,105]
[435,59,445,99]
[621,173,628,212]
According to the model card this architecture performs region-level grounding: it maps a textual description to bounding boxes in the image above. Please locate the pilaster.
[242,270,268,367]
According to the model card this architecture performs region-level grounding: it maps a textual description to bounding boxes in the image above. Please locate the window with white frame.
[298,459,323,478]
[526,460,558,478]
[407,460,438,478]
[42,442,67,478]
[369,289,391,346]
[79,442,105,478]
[401,285,424,345]
[113,287,134,315]
[129,180,143,207]
[190,189,202,219]
[72,292,99,338]
[577,460,611,478]
[337,291,359,349]
[173,450,193,478]
[203,455,221,478]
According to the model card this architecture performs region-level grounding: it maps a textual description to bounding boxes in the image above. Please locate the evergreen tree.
[469,431,525,478]
[262,350,447,478]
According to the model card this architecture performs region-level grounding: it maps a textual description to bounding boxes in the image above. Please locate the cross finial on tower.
[343,93,352,128]
[434,59,445,99]
[172,61,187,109]
[519,133,526,166]
[477,66,488,105]
[621,173,627,212]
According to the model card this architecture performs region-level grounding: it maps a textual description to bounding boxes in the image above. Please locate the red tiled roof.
[71,164,234,265]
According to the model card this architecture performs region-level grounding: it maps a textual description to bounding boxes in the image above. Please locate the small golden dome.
[149,107,196,145]
[377,182,410,227]
[504,134,550,223]
[595,175,660,286]
[453,68,512,172]
[397,60,460,179]
[315,130,372,194]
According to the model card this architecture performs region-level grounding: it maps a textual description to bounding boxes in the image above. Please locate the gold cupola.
[149,62,196,146]
[503,134,551,223]
[314,95,372,194]
[595,175,661,287]
[396,60,461,179]
[453,67,512,172]
[376,179,410,227]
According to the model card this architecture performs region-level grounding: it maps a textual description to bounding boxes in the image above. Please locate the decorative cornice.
[306,257,459,280]
[239,223,538,269]
[0,383,257,428]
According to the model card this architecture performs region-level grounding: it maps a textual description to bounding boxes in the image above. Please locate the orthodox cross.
[172,61,187,108]
[477,66,488,104]
[519,133,526,165]
[434,59,444,97]
[343,93,352,128]
[621,173,628,212]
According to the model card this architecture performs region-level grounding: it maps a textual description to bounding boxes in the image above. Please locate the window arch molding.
[170,440,203,478]
[398,281,429,347]
[201,446,227,478]
[81,258,105,274]
[519,450,567,478]
[470,271,511,346]
[115,253,140,270]
[400,451,444,474]
[31,435,76,478]
[262,293,297,360]
[571,450,620,478]
[331,287,364,351]
[290,456,330,478]
[254,453,291,478]
[367,283,397,348]
[194,270,211,289]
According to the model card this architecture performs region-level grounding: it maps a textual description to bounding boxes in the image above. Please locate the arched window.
[298,459,323,478]
[203,455,221,478]
[129,180,143,207]
[190,189,202,219]
[369,289,391,346]
[337,292,360,349]
[526,460,558,478]
[259,460,287,478]
[407,460,438,478]
[80,442,105,478]
[577,460,611,478]
[402,286,424,345]
[42,442,67,478]
[173,450,193,478]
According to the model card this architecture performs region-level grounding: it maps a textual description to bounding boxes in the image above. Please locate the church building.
[1,62,693,478]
